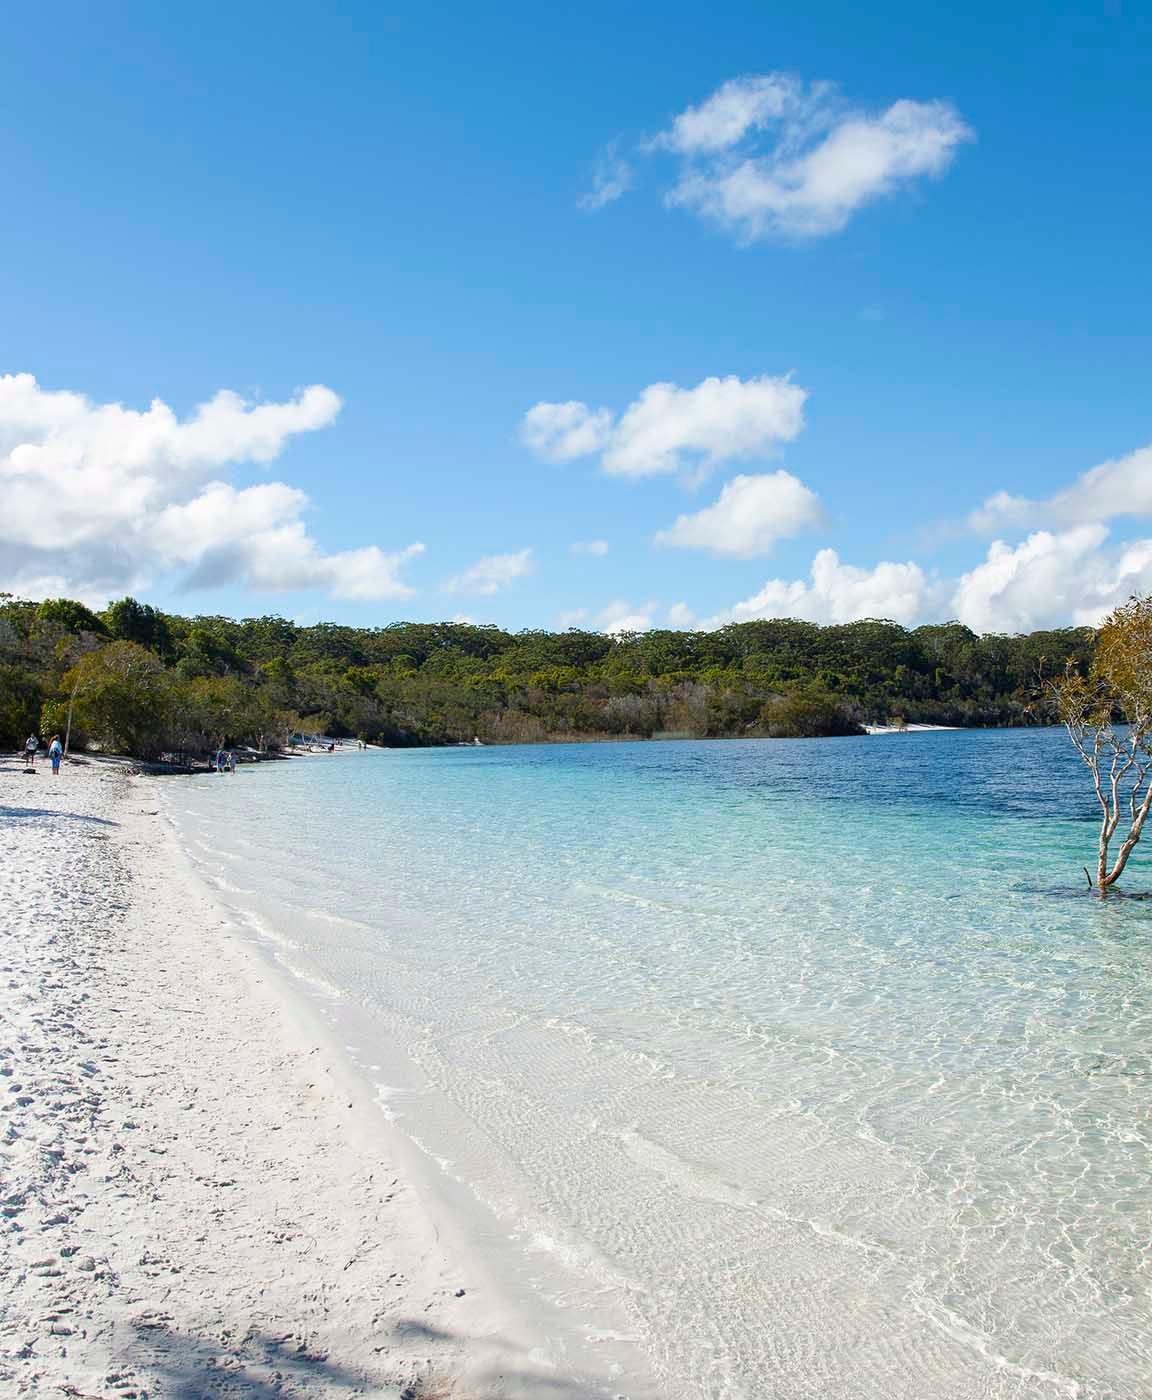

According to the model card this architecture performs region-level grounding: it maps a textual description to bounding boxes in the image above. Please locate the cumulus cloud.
[0,373,423,602]
[708,548,939,627]
[596,599,657,634]
[570,539,609,556]
[558,600,694,633]
[520,401,614,463]
[242,533,424,601]
[690,529,1152,635]
[952,527,1152,633]
[589,72,972,242]
[579,143,634,210]
[557,601,653,632]
[442,548,535,596]
[654,470,822,557]
[667,95,971,241]
[655,74,803,156]
[522,373,806,479]
[970,443,1152,533]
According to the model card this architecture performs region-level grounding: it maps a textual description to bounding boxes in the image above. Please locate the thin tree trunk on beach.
[1052,643,1152,895]
[1099,784,1152,889]
[64,681,80,757]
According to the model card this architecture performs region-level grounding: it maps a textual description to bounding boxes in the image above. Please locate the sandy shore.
[0,755,626,1399]
[863,723,960,734]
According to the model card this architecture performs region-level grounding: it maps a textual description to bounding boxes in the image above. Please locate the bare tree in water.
[1050,594,1152,892]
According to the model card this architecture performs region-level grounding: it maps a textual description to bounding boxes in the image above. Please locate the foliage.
[103,596,174,658]
[761,693,865,738]
[64,641,173,758]
[0,663,42,749]
[0,591,1101,759]
[1050,594,1152,890]
[35,597,109,636]
[40,696,83,750]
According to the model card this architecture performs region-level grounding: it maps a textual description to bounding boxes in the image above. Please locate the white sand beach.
[0,755,629,1399]
[863,723,960,734]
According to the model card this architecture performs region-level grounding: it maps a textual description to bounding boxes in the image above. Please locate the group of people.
[214,748,238,774]
[21,734,64,776]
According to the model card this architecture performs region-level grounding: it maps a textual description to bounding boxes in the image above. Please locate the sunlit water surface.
[164,732,1152,1400]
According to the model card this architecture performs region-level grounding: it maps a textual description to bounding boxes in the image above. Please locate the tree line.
[0,593,1096,759]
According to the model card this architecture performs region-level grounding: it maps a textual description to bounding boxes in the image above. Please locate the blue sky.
[1,1,1150,634]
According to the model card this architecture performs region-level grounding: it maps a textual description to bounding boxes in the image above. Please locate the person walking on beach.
[48,734,63,777]
[23,734,38,771]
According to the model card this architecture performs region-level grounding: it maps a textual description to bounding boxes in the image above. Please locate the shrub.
[0,665,42,749]
[65,641,172,758]
[760,693,864,738]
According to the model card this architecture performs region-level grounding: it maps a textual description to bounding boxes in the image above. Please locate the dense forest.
[0,593,1096,758]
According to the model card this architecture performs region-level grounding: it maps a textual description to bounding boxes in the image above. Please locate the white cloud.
[522,373,806,479]
[952,526,1152,633]
[0,373,424,602]
[970,443,1152,533]
[0,570,109,613]
[442,548,535,596]
[597,599,657,634]
[580,143,634,210]
[558,600,665,633]
[244,535,424,601]
[655,74,803,156]
[632,73,973,242]
[654,470,822,557]
[709,549,939,627]
[607,376,806,477]
[520,401,614,463]
[570,539,610,556]
[666,602,697,628]
[693,528,1152,636]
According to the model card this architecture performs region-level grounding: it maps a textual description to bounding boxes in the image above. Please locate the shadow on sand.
[0,804,118,825]
[128,1318,615,1399]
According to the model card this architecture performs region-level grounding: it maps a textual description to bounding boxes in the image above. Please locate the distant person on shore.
[228,750,237,774]
[48,735,63,776]
[23,734,38,771]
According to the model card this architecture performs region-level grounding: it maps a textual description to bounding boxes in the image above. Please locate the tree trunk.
[1101,791,1152,888]
[63,681,80,757]
[1097,807,1118,891]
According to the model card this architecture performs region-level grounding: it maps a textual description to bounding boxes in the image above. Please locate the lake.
[166,730,1152,1400]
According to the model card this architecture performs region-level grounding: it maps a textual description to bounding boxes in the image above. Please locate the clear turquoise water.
[166,731,1152,1400]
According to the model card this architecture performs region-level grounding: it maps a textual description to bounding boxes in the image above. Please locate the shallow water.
[166,731,1152,1399]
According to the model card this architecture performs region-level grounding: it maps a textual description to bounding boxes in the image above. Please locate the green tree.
[760,693,864,738]
[103,597,174,658]
[34,598,109,637]
[1050,595,1152,891]
[65,641,173,758]
[0,665,43,748]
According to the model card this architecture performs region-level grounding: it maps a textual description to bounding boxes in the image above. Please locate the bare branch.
[1053,594,1152,892]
